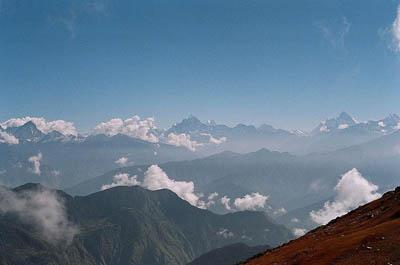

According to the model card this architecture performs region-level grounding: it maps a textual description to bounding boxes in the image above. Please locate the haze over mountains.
[1,112,400,264]
[1,112,399,191]
[2,112,399,153]
[1,112,399,233]
[3,0,400,262]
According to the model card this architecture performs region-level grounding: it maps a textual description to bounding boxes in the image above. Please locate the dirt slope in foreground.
[245,187,400,265]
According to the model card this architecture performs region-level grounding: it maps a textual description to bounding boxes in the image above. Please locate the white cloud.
[378,121,386,127]
[221,193,269,211]
[93,115,158,143]
[200,192,219,208]
[241,234,253,241]
[101,173,141,190]
[208,135,227,145]
[338,124,349,129]
[319,124,329,132]
[381,5,400,53]
[0,131,19,145]
[393,5,400,51]
[291,218,299,223]
[28,152,42,175]
[208,192,219,201]
[1,117,77,136]
[216,228,234,239]
[234,192,269,211]
[166,133,202,151]
[0,186,78,244]
[272,207,287,217]
[142,165,205,208]
[292,228,307,237]
[310,168,381,225]
[200,133,227,145]
[115,157,129,166]
[315,17,350,49]
[221,196,232,211]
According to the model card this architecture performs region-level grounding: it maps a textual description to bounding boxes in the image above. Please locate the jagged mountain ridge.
[0,122,198,188]
[0,183,292,265]
[2,113,399,147]
[1,112,400,189]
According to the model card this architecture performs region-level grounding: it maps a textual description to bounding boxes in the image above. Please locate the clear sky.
[1,0,399,132]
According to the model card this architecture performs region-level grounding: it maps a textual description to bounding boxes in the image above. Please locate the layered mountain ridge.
[0,183,292,265]
[2,112,399,150]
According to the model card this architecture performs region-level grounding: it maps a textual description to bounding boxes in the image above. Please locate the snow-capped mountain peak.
[313,112,358,134]
[168,115,209,134]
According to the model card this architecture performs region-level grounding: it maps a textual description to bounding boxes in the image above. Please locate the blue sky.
[0,0,399,132]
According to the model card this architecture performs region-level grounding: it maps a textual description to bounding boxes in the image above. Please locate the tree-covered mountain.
[0,183,292,265]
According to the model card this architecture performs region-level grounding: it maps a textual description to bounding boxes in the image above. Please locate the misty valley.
[0,113,399,264]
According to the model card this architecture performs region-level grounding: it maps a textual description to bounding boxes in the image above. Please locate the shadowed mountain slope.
[0,183,292,265]
[187,243,269,265]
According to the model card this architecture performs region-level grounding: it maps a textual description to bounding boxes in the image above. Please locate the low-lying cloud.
[272,207,287,217]
[216,228,234,238]
[310,168,381,225]
[142,165,206,208]
[221,196,232,211]
[200,133,227,145]
[0,131,19,145]
[28,152,42,175]
[100,165,218,209]
[115,156,129,166]
[101,173,141,190]
[233,192,269,211]
[292,228,307,237]
[204,192,219,207]
[221,192,269,211]
[0,186,78,244]
[93,115,158,143]
[166,133,202,151]
[1,117,78,136]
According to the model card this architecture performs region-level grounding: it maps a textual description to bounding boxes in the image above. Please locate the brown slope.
[245,187,400,265]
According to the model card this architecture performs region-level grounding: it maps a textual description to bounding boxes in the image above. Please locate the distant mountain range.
[1,112,400,206]
[166,112,400,154]
[1,114,400,265]
[0,121,198,188]
[0,183,292,265]
[2,112,399,152]
[243,186,400,265]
